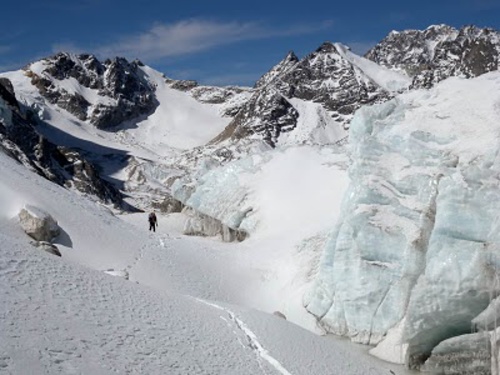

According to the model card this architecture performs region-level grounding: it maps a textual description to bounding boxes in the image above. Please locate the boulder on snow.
[31,241,62,257]
[18,205,60,242]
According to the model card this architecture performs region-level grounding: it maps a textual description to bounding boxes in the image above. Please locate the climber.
[148,211,158,232]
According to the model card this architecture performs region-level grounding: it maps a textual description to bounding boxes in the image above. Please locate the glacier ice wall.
[305,72,500,369]
[171,153,260,236]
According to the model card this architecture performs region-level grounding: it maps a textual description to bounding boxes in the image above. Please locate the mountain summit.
[366,24,500,88]
[25,52,158,129]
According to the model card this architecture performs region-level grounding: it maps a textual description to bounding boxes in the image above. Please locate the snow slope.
[125,66,231,151]
[1,64,231,158]
[0,149,413,374]
[335,43,411,92]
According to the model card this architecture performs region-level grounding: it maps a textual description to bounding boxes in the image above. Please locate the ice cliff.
[305,71,500,370]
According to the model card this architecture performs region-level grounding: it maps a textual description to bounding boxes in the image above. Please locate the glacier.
[305,72,500,370]
[171,144,350,242]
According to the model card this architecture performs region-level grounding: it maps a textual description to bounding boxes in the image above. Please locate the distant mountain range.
[0,24,499,209]
[2,24,500,373]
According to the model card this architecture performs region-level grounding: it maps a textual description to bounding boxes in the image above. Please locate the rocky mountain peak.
[25,53,158,129]
[276,40,390,124]
[254,50,299,89]
[217,40,392,149]
[315,41,338,54]
[365,25,458,75]
[366,24,500,88]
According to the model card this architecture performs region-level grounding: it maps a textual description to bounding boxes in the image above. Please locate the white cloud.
[90,18,333,61]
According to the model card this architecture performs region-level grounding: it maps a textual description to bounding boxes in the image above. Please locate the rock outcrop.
[0,78,127,207]
[19,205,60,242]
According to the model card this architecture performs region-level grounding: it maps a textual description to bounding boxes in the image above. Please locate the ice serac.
[306,72,500,370]
[171,152,261,239]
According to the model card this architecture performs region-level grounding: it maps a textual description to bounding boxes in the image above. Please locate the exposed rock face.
[0,78,126,207]
[26,53,158,129]
[278,43,389,121]
[19,205,60,242]
[365,24,500,88]
[254,51,299,89]
[170,79,198,92]
[214,87,299,147]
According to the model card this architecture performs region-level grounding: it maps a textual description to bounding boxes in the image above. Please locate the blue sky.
[1,0,500,86]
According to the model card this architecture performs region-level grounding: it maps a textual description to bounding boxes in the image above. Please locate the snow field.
[0,149,413,374]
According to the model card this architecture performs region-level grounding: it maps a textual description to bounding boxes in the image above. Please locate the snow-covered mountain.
[217,41,410,148]
[0,77,125,208]
[2,23,500,374]
[25,52,158,129]
[0,54,253,210]
[366,24,500,88]
[1,147,407,375]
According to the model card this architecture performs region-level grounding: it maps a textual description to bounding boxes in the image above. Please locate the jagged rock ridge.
[0,78,127,208]
[217,42,395,147]
[366,24,500,88]
[25,52,158,129]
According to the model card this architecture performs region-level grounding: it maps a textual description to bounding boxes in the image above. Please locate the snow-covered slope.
[306,71,500,371]
[1,59,235,154]
[0,141,410,375]
[0,57,250,210]
[127,66,232,151]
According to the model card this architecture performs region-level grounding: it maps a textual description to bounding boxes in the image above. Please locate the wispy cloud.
[78,18,333,61]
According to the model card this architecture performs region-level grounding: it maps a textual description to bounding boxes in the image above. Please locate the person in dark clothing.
[148,212,158,232]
